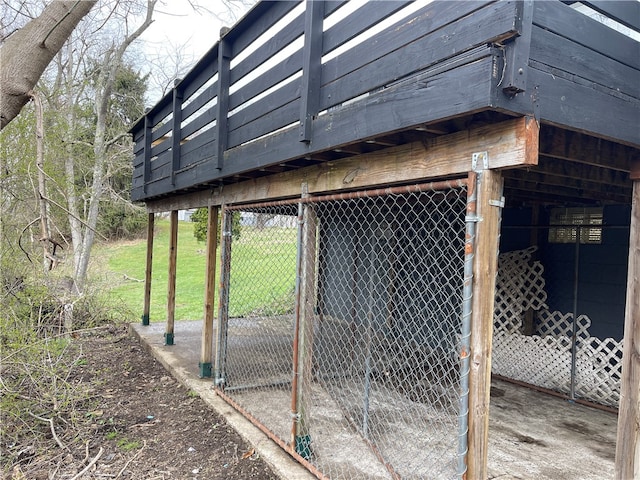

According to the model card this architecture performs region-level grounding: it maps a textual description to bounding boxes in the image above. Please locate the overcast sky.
[139,0,254,104]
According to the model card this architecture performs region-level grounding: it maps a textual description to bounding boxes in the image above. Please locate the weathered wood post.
[615,162,640,479]
[291,196,317,459]
[141,212,154,325]
[200,206,219,377]
[165,210,178,345]
[467,167,504,480]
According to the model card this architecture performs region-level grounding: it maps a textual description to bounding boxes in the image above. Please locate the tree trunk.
[72,0,157,292]
[31,91,54,271]
[0,1,97,130]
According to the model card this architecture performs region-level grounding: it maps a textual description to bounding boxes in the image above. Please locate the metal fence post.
[458,171,478,478]
[215,209,232,388]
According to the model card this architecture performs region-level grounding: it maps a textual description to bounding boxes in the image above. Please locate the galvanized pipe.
[458,171,477,479]
[214,209,233,388]
[290,201,305,448]
[223,178,468,210]
[362,234,376,439]
[570,227,581,400]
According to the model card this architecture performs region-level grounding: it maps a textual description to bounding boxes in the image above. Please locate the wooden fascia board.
[145,116,538,212]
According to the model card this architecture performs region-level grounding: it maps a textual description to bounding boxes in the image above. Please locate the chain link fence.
[215,180,470,479]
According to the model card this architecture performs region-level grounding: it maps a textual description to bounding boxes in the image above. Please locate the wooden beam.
[468,170,504,480]
[141,213,154,326]
[165,210,178,346]
[539,125,639,172]
[200,206,219,378]
[615,169,640,479]
[536,155,632,186]
[503,173,632,204]
[145,116,538,212]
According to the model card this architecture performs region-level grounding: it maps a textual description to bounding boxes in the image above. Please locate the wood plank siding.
[130,0,639,203]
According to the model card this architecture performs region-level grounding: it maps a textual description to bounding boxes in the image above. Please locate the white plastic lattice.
[492,247,623,408]
[535,310,591,341]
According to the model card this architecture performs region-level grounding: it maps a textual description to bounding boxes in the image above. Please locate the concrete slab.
[131,320,617,480]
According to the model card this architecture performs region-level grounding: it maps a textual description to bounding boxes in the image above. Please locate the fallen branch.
[27,411,67,452]
[69,447,104,480]
[114,441,146,479]
[122,274,143,283]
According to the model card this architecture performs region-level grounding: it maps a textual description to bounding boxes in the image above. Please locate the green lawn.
[102,219,297,323]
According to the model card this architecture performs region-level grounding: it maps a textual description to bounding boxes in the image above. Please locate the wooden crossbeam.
[539,126,639,172]
[145,116,538,212]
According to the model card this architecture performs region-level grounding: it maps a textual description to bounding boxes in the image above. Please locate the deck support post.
[200,206,219,378]
[291,197,317,459]
[615,165,640,479]
[467,169,504,480]
[142,212,154,325]
[165,210,178,346]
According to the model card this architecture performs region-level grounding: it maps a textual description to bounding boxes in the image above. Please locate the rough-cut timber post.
[141,212,154,325]
[165,210,178,345]
[615,163,640,479]
[468,169,504,480]
[292,201,317,458]
[200,206,219,377]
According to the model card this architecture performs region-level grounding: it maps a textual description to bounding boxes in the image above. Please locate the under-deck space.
[132,320,616,480]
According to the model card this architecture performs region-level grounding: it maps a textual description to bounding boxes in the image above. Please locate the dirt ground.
[6,325,278,480]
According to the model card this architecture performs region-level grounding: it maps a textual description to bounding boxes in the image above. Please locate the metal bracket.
[489,196,506,208]
[472,151,489,171]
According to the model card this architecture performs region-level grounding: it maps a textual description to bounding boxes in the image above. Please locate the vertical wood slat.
[467,169,504,480]
[143,112,152,194]
[615,168,640,479]
[299,0,324,143]
[171,80,183,186]
[142,212,155,326]
[165,210,178,345]
[216,34,231,170]
[501,0,533,96]
[200,206,219,378]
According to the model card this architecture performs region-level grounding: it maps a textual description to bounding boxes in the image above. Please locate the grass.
[101,219,297,323]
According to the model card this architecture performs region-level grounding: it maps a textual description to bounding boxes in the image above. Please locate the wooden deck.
[129,0,640,203]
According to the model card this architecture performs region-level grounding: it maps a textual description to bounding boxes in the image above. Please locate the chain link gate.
[215,178,473,479]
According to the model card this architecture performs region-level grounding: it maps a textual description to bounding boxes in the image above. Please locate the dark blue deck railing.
[130,0,639,202]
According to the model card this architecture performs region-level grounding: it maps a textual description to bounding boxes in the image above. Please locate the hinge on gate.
[472,151,489,171]
[489,197,506,208]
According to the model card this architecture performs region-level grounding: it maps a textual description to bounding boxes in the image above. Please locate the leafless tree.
[0,1,97,130]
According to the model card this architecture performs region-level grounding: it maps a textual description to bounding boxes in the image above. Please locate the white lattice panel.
[535,310,591,340]
[494,246,548,336]
[492,247,622,408]
[574,337,623,407]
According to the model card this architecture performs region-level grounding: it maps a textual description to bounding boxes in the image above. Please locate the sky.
[138,0,255,105]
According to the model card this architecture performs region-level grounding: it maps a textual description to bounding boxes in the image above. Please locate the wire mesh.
[215,183,468,479]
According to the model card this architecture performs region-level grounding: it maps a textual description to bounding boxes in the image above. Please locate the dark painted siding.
[501,205,630,341]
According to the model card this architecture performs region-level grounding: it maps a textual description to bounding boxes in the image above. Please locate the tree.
[0,0,97,130]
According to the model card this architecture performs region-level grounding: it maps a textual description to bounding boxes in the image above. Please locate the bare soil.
[7,325,278,480]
